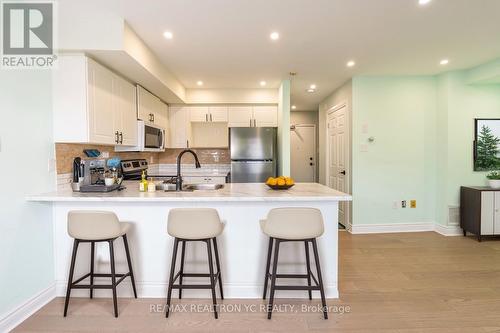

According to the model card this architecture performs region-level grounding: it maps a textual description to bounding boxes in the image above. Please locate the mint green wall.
[0,71,55,317]
[436,71,500,226]
[351,77,438,225]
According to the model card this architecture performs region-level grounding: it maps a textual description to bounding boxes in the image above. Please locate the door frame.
[326,101,352,230]
[290,124,317,182]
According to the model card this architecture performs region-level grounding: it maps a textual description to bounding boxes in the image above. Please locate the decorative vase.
[488,179,500,189]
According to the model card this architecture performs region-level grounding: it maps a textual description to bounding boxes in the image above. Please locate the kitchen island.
[27,183,351,299]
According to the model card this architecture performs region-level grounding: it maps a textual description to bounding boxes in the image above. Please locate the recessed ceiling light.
[440,59,449,65]
[418,0,431,5]
[163,31,173,39]
[291,105,297,110]
[270,32,280,40]
[196,81,203,86]
[260,81,267,87]
[309,84,317,90]
[307,88,316,93]
[347,60,356,67]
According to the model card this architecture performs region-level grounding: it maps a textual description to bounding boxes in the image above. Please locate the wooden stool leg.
[206,239,218,319]
[166,238,179,318]
[212,238,224,300]
[123,235,137,298]
[263,237,274,300]
[63,239,79,317]
[312,239,328,319]
[109,239,118,318]
[178,240,186,299]
[268,239,280,319]
[90,241,95,299]
[305,240,312,300]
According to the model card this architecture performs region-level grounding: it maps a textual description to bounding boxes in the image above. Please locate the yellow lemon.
[285,178,294,186]
[267,178,278,186]
[277,178,286,186]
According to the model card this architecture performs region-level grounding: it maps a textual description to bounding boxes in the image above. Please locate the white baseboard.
[56,280,338,299]
[434,224,463,236]
[350,222,434,234]
[349,222,463,236]
[0,283,56,333]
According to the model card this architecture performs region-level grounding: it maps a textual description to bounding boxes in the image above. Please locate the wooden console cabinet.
[460,186,500,242]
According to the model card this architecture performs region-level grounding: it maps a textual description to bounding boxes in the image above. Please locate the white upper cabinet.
[137,85,168,129]
[228,106,254,127]
[112,75,138,146]
[53,55,138,146]
[168,105,192,148]
[253,106,278,127]
[228,105,277,127]
[190,106,228,123]
[190,106,210,122]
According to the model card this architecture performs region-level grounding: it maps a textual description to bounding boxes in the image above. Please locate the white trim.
[434,224,463,236]
[0,284,56,333]
[325,101,351,227]
[350,222,435,234]
[349,222,464,236]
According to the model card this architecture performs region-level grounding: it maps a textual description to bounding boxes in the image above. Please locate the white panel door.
[290,125,316,182]
[87,59,115,145]
[209,106,228,122]
[190,106,209,122]
[253,106,278,127]
[482,192,495,235]
[228,106,253,127]
[328,106,347,226]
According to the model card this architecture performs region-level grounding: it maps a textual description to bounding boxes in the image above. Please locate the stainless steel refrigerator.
[230,127,277,183]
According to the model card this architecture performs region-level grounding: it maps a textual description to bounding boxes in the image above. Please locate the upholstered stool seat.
[261,208,328,320]
[165,208,225,319]
[64,211,137,318]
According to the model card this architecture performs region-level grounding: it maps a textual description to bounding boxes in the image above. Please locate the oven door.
[144,125,164,149]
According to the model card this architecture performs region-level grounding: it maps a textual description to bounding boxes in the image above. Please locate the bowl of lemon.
[265,176,295,190]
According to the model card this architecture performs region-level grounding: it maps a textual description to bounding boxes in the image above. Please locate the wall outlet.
[401,200,407,208]
[101,151,110,158]
[410,200,417,208]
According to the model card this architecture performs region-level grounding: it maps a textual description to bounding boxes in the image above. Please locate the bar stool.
[166,208,224,319]
[63,211,137,318]
[261,207,328,319]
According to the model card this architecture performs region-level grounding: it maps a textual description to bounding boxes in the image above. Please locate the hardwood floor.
[13,232,500,332]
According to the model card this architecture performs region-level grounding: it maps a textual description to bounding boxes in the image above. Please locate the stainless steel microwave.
[115,120,165,152]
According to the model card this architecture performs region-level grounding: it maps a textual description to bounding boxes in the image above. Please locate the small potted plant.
[487,171,500,188]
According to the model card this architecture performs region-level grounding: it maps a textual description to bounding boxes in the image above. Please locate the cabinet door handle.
[186,140,189,148]
[152,114,155,122]
[210,114,213,122]
[206,114,208,122]
[119,132,123,144]
[250,119,252,127]
[115,131,119,144]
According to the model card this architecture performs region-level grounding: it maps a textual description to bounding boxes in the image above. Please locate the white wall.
[0,71,55,325]
[185,88,279,104]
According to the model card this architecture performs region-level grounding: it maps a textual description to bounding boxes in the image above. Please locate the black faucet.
[176,149,201,191]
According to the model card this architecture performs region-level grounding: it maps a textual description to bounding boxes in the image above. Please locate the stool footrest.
[274,285,321,291]
[172,271,220,288]
[70,272,131,289]
[171,284,213,290]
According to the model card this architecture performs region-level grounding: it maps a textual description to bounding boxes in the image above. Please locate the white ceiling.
[104,0,500,110]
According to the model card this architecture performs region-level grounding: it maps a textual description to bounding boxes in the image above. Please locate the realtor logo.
[1,1,56,68]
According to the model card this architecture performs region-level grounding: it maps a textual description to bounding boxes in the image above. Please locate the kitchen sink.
[183,183,225,191]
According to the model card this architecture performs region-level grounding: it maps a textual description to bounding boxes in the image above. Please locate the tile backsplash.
[55,143,229,174]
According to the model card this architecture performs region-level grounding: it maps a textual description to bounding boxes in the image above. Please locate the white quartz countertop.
[26,182,352,203]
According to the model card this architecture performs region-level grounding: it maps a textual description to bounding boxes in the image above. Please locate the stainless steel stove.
[120,159,177,183]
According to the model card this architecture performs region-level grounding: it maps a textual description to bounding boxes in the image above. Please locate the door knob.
[310,163,314,166]
[339,170,346,175]
[309,157,313,161]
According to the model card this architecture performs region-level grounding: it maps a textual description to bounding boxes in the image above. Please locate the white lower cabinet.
[481,191,500,235]
[182,176,227,185]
